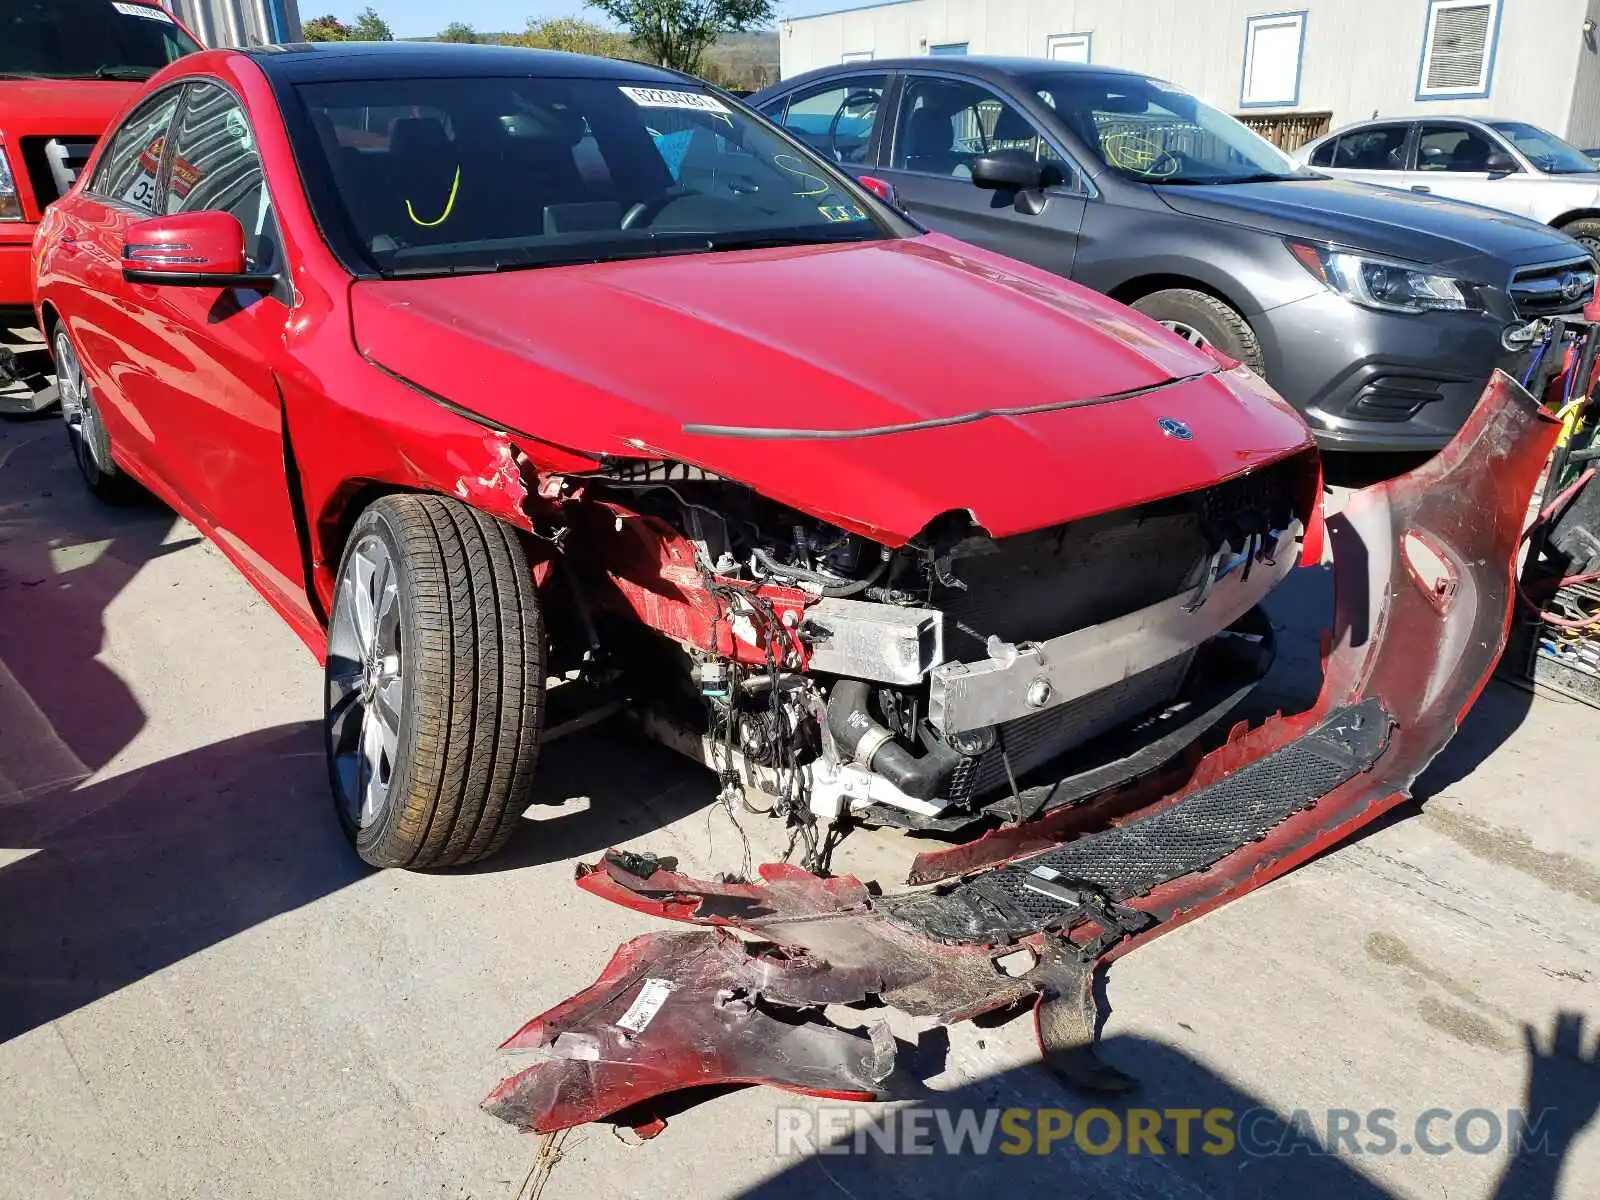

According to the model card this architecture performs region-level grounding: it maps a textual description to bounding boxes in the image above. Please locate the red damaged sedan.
[33,41,1557,1123]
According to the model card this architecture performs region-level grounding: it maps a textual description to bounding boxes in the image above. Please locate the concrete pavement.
[0,420,1596,1199]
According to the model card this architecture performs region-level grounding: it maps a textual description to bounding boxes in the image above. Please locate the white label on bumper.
[615,977,673,1033]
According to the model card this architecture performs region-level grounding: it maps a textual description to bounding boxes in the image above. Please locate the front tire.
[1131,288,1268,379]
[325,494,546,868]
[1557,216,1600,260]
[53,327,136,503]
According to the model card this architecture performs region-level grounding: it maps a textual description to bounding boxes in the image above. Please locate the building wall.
[169,0,301,48]
[1564,0,1600,145]
[779,0,1593,138]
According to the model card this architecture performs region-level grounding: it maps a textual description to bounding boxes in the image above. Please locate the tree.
[351,6,393,39]
[301,14,352,40]
[515,17,640,60]
[437,21,478,42]
[585,0,773,75]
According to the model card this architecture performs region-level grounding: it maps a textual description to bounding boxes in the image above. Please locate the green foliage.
[351,6,394,39]
[585,0,774,74]
[512,17,642,61]
[437,21,478,43]
[301,14,352,41]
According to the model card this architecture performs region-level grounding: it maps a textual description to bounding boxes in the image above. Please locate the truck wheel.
[1557,217,1600,259]
[1132,289,1267,379]
[53,327,136,503]
[325,494,546,868]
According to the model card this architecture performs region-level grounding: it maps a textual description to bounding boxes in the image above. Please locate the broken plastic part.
[483,371,1557,1136]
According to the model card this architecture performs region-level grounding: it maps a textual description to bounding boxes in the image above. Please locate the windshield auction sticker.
[111,2,174,20]
[619,86,730,115]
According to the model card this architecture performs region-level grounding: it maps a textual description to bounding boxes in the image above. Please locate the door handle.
[1411,184,1431,193]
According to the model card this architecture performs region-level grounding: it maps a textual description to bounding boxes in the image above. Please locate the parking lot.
[0,396,1597,1198]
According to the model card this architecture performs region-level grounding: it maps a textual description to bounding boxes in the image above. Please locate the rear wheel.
[325,494,546,868]
[53,327,136,503]
[1131,288,1267,378]
[1557,216,1600,260]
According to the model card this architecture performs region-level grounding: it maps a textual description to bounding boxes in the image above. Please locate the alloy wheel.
[1159,319,1211,350]
[326,534,405,831]
[54,330,113,477]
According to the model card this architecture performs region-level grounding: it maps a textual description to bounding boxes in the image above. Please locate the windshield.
[0,0,199,81]
[1485,120,1599,175]
[293,75,903,278]
[1026,69,1307,184]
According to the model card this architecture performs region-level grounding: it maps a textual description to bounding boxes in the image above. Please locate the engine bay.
[540,449,1318,870]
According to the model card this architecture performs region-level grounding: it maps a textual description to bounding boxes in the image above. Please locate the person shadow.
[1492,1012,1600,1200]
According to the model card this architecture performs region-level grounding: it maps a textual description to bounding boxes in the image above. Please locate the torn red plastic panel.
[481,926,897,1134]
[484,371,1558,1137]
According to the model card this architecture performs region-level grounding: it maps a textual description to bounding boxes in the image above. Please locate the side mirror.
[1484,150,1519,176]
[970,151,1050,192]
[121,211,275,289]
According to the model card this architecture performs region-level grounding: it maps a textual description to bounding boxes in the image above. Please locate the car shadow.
[0,428,367,1044]
[736,1030,1392,1200]
[0,720,366,1044]
[735,1007,1600,1200]
[444,722,721,874]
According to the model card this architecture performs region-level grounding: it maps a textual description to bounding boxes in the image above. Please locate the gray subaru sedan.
[752,58,1595,453]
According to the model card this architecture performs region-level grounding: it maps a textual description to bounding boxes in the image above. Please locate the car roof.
[769,54,1147,90]
[1315,114,1533,142]
[244,41,691,87]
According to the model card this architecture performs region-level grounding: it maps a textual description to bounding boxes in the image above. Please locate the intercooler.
[931,502,1216,804]
[966,651,1195,798]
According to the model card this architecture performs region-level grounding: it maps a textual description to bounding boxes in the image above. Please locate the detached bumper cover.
[484,372,1558,1136]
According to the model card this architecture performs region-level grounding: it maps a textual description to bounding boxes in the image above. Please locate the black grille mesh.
[886,699,1393,942]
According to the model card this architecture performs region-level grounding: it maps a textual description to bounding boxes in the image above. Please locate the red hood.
[352,234,1315,543]
[0,79,142,139]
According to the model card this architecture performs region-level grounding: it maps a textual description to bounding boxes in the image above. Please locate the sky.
[358,0,856,39]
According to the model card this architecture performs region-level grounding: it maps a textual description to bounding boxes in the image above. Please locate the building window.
[841,51,874,63]
[929,42,968,56]
[1239,11,1306,108]
[1417,0,1501,99]
[1045,32,1091,64]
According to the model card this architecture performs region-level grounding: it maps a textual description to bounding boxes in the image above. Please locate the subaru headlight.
[0,142,20,221]
[1287,240,1481,314]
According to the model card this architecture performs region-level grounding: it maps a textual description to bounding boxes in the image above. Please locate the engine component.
[927,524,1299,735]
[800,597,943,685]
[826,680,965,801]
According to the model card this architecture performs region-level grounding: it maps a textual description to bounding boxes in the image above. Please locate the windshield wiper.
[94,65,157,81]
[1214,172,1312,184]
[0,71,47,80]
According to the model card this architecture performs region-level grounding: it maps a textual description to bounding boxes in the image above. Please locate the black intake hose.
[751,547,888,597]
[826,680,965,801]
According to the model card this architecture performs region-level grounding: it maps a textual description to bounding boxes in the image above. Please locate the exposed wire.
[1519,466,1600,629]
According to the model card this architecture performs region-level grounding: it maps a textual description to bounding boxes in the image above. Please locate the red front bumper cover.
[482,373,1559,1136]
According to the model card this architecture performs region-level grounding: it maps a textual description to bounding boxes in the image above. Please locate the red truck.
[0,0,200,407]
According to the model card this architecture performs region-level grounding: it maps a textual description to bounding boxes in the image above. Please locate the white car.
[1295,117,1600,257]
